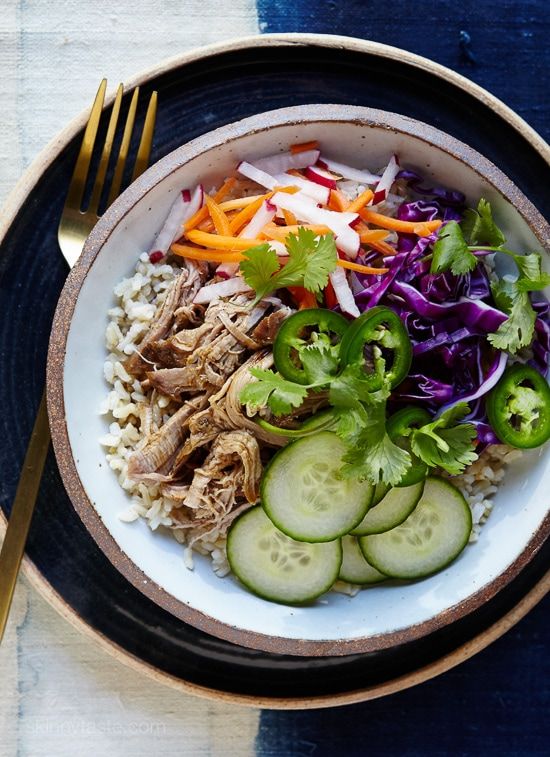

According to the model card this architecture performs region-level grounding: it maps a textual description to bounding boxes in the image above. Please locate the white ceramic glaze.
[58,106,550,649]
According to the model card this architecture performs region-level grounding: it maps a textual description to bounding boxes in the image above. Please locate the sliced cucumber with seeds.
[360,477,472,579]
[227,506,342,604]
[339,535,387,585]
[351,480,425,536]
[261,432,373,542]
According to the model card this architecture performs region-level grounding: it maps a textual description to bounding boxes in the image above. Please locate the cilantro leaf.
[488,291,536,353]
[330,374,411,486]
[238,244,281,303]
[328,363,390,411]
[487,251,549,353]
[298,337,340,384]
[411,402,478,475]
[240,229,338,304]
[239,368,308,416]
[514,253,550,292]
[339,426,412,487]
[287,229,338,293]
[461,198,506,247]
[431,221,477,275]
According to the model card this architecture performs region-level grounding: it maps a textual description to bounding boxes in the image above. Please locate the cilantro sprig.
[239,228,338,305]
[430,199,550,354]
[240,337,478,487]
[410,403,478,475]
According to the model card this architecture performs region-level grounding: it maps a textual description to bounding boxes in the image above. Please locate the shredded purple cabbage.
[396,169,466,207]
[338,168,550,443]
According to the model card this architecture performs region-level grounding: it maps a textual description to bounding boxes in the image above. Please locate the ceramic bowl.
[47,104,550,656]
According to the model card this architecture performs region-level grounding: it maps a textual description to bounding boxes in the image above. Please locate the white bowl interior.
[62,116,549,645]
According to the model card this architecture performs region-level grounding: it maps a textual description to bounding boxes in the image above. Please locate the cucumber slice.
[360,476,472,579]
[351,480,424,536]
[339,535,387,585]
[261,432,373,542]
[227,506,342,604]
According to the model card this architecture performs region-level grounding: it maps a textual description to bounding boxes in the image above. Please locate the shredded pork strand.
[122,265,293,546]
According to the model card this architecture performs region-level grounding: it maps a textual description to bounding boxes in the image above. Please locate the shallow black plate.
[1,36,548,703]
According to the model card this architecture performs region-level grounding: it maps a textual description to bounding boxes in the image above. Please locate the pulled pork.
[124,265,293,543]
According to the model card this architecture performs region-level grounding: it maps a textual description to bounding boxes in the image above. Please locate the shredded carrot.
[171,244,243,263]
[228,186,298,235]
[185,230,264,250]
[328,189,349,212]
[338,259,389,275]
[218,194,266,212]
[228,192,274,234]
[214,177,237,202]
[183,178,236,233]
[359,209,442,237]
[173,242,389,278]
[290,140,319,155]
[282,209,298,226]
[347,188,374,213]
[288,286,317,309]
[359,229,392,244]
[369,240,397,256]
[205,195,231,236]
[262,222,331,241]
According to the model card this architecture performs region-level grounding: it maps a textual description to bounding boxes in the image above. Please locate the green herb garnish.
[239,228,338,305]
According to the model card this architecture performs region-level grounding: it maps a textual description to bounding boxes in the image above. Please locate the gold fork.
[0,80,157,642]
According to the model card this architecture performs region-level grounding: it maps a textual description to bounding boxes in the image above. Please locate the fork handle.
[0,391,50,643]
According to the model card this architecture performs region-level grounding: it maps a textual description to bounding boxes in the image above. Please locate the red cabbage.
[439,350,508,412]
[397,200,440,222]
[396,169,466,207]
[396,374,455,403]
[389,281,508,332]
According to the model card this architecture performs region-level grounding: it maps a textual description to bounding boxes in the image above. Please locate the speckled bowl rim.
[46,100,550,657]
[1,33,549,705]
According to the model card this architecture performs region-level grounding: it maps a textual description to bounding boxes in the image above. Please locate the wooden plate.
[1,33,548,707]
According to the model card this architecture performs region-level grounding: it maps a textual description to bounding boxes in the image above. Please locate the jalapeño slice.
[339,306,412,390]
[273,308,349,385]
[486,364,550,449]
[387,406,432,486]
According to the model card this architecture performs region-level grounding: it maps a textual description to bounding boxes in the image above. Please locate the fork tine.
[64,79,107,210]
[106,87,140,207]
[87,83,124,214]
[131,91,158,182]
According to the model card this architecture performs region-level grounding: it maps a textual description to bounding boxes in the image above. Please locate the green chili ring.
[339,306,412,390]
[486,364,550,449]
[273,308,349,385]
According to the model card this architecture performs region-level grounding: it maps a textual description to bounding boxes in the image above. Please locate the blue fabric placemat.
[256,3,549,753]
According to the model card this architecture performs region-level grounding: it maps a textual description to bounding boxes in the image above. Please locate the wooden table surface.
[1,1,548,755]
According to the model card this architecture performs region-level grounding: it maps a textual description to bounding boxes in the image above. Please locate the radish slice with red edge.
[193,276,253,304]
[271,192,360,258]
[274,172,330,204]
[329,267,360,317]
[373,155,400,204]
[148,185,203,260]
[317,158,381,185]
[304,165,339,189]
[237,161,278,190]
[252,149,321,175]
[216,262,240,278]
[240,200,276,239]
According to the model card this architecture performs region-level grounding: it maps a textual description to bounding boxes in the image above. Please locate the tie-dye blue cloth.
[256,2,549,753]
